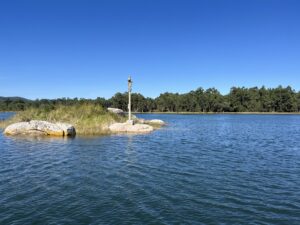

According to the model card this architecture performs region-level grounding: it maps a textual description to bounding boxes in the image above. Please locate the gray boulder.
[4,120,76,137]
[107,108,125,116]
[146,119,166,125]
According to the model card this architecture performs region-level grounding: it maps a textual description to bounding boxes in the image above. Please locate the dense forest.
[1,86,300,113]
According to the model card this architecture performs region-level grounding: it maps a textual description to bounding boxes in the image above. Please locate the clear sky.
[0,0,300,99]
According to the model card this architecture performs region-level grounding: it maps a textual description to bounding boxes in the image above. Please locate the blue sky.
[0,0,300,99]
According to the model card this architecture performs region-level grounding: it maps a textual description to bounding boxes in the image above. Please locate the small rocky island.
[1,107,165,137]
[1,77,165,137]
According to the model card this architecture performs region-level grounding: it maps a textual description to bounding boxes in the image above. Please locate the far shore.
[1,111,300,115]
[136,112,300,115]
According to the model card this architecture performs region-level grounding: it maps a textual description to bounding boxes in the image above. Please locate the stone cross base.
[126,120,134,125]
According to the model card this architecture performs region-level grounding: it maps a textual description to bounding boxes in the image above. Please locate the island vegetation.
[0,104,126,135]
[1,86,300,113]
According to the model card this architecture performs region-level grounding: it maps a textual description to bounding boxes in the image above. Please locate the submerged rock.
[4,120,76,137]
[109,122,154,133]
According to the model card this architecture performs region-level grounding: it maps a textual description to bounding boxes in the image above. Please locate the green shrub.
[0,104,126,135]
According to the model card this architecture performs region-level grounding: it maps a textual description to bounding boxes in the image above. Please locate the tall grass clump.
[0,104,126,135]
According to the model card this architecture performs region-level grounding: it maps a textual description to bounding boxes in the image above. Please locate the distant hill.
[0,97,30,102]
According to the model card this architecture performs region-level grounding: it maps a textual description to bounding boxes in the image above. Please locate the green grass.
[0,104,126,135]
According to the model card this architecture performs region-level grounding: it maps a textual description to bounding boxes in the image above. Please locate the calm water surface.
[0,113,300,225]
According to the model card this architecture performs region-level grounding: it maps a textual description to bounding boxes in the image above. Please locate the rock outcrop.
[108,117,166,134]
[135,118,166,125]
[107,108,125,116]
[106,108,166,134]
[109,122,154,133]
[147,119,166,125]
[4,120,76,137]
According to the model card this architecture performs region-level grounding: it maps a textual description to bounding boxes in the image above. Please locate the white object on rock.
[4,120,76,136]
[126,120,134,125]
[109,122,153,133]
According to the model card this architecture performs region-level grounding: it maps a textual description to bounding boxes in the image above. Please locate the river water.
[0,113,300,224]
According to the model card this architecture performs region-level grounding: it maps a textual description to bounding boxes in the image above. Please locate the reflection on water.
[0,113,300,224]
[125,135,137,165]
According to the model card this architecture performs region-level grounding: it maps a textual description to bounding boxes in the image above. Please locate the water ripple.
[0,114,300,224]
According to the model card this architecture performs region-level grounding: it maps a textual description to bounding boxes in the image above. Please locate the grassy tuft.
[0,104,126,135]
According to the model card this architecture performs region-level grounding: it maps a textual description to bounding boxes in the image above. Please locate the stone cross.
[127,76,133,124]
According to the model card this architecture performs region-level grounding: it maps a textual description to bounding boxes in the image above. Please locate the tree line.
[1,86,300,113]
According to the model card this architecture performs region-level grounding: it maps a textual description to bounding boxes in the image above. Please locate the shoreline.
[135,112,300,115]
[2,111,300,115]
